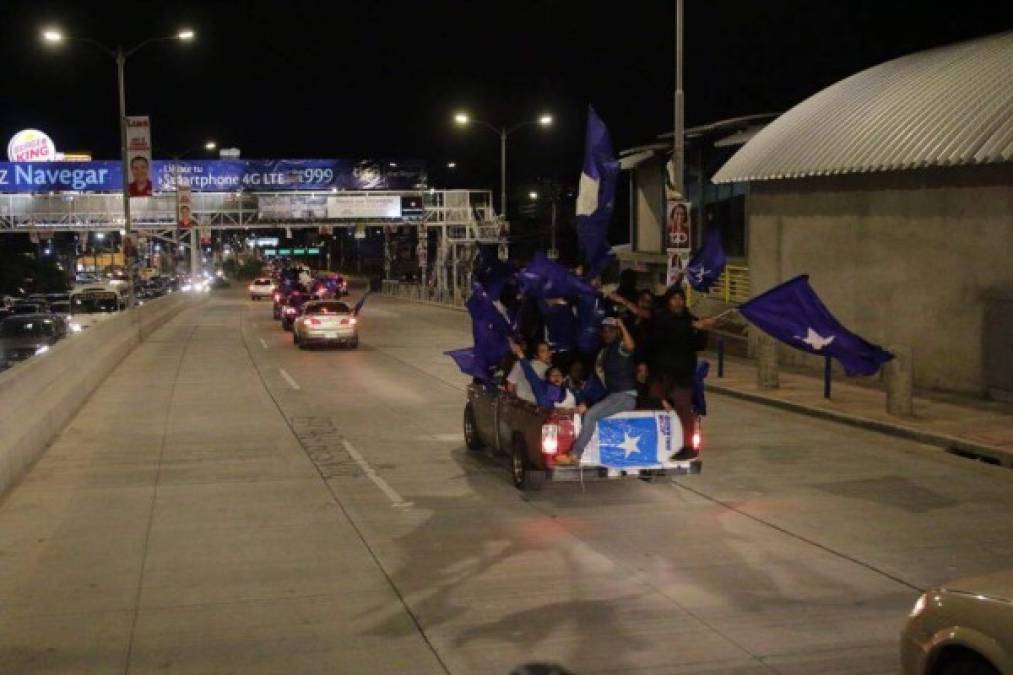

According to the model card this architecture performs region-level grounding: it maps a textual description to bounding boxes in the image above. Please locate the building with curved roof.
[713,31,1013,184]
[714,33,1013,399]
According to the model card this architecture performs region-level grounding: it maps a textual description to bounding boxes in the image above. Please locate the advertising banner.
[258,195,328,220]
[126,117,153,197]
[666,249,689,287]
[0,159,427,194]
[326,195,401,219]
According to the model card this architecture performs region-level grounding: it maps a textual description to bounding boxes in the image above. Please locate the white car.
[292,300,358,349]
[248,277,276,300]
[901,570,1013,675]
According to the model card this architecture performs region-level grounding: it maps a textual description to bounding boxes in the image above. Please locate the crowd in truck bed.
[488,269,715,467]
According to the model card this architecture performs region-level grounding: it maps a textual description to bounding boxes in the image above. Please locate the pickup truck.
[464,383,702,489]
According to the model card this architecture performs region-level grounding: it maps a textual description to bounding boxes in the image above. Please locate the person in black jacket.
[649,285,715,460]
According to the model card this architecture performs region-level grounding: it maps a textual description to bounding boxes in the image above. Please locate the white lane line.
[342,439,413,509]
[279,368,301,390]
[259,338,269,350]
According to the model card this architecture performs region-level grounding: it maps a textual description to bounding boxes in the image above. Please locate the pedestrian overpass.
[0,188,505,295]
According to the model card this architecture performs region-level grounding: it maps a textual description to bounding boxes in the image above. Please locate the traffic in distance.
[0,268,219,372]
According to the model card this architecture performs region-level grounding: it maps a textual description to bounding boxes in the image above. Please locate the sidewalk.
[703,352,1013,468]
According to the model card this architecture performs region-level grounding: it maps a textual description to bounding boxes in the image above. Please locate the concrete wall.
[634,162,665,254]
[0,294,194,497]
[746,163,1013,396]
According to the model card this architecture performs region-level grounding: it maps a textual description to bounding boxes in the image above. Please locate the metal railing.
[694,264,751,305]
[381,280,466,309]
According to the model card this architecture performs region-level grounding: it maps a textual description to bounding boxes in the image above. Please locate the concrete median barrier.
[0,293,196,497]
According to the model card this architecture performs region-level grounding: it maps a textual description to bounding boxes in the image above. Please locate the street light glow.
[538,114,553,126]
[205,141,217,150]
[177,29,195,40]
[453,112,469,125]
[42,29,63,43]
[447,162,456,169]
[529,191,539,200]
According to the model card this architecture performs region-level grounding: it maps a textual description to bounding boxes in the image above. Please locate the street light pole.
[115,47,136,310]
[500,129,507,219]
[673,0,685,196]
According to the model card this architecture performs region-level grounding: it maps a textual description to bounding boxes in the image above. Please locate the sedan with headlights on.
[901,570,1013,675]
[292,300,358,349]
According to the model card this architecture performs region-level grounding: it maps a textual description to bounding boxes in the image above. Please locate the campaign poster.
[666,249,690,288]
[126,117,152,197]
[666,198,691,250]
[177,183,193,229]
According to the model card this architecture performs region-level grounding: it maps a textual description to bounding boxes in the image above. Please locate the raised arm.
[617,317,635,354]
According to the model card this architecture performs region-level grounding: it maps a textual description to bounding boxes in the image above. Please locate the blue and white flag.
[685,228,726,292]
[519,252,597,300]
[575,106,620,279]
[580,411,684,469]
[445,347,488,382]
[738,275,893,376]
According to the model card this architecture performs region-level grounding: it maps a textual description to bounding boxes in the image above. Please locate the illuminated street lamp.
[447,161,456,169]
[452,110,553,217]
[41,26,195,309]
[204,140,217,151]
[528,191,539,200]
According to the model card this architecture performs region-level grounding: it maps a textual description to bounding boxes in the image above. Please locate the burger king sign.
[7,129,57,162]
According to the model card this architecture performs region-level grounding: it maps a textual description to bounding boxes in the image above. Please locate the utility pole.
[673,0,685,196]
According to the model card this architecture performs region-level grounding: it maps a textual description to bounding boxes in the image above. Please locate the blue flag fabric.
[738,275,893,376]
[540,299,577,353]
[445,348,487,381]
[575,106,620,279]
[685,228,727,292]
[460,284,516,381]
[519,252,597,300]
[352,292,370,316]
[575,293,607,355]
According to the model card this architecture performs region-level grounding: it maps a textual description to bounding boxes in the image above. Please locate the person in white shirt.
[506,341,552,403]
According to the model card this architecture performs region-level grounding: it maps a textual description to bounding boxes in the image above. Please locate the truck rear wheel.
[463,404,482,451]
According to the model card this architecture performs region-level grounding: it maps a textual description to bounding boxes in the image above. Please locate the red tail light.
[307,318,321,326]
[692,419,701,450]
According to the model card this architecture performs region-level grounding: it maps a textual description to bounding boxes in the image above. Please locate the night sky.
[3,0,1011,198]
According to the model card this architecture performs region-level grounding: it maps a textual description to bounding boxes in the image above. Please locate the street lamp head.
[204,141,217,151]
[528,191,539,200]
[42,28,64,43]
[453,112,469,125]
[177,29,195,41]
[538,114,553,127]
[447,162,456,169]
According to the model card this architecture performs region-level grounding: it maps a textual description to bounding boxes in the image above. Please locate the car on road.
[901,570,1013,675]
[292,300,358,349]
[10,300,50,315]
[464,384,702,489]
[0,313,69,369]
[280,291,311,331]
[69,288,121,330]
[248,277,276,300]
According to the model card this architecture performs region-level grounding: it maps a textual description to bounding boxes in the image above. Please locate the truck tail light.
[541,424,559,455]
[692,419,702,451]
[307,318,321,326]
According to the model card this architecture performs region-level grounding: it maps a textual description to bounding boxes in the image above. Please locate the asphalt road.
[2,286,1011,674]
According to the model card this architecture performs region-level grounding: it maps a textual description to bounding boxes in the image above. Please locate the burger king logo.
[7,129,57,162]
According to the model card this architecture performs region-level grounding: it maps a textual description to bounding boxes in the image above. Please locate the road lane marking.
[342,439,413,509]
[279,368,301,390]
[259,338,269,350]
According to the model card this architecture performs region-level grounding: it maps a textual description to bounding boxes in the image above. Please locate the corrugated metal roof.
[712,32,1013,184]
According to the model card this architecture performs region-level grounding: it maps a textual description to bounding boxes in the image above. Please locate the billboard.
[7,129,57,162]
[126,117,152,196]
[0,159,427,193]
